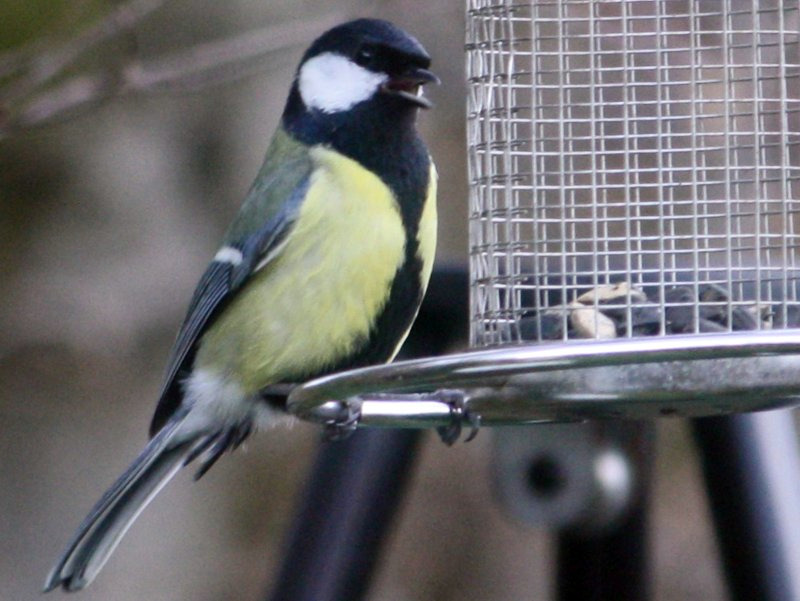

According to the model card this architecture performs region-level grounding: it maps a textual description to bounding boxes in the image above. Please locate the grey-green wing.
[149,131,312,436]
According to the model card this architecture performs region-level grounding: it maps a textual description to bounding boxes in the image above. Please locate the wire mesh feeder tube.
[467,0,800,345]
[287,1,800,431]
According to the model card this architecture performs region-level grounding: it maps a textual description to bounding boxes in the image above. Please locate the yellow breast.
[196,146,408,393]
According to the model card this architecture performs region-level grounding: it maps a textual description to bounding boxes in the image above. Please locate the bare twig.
[0,14,342,139]
[1,0,168,102]
[0,0,113,80]
[121,16,339,93]
[12,74,112,129]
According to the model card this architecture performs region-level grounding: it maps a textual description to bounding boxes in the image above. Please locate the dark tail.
[44,416,197,592]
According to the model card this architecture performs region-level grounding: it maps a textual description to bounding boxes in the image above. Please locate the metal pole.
[555,422,654,601]
[556,499,649,601]
[266,429,421,601]
[692,410,800,601]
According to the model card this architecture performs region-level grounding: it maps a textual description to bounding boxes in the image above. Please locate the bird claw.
[185,420,254,480]
[316,391,480,445]
[435,390,480,446]
[321,401,361,442]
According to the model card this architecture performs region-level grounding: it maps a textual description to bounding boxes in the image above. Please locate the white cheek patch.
[299,52,387,114]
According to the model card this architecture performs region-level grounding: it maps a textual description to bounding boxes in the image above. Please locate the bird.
[44,18,438,592]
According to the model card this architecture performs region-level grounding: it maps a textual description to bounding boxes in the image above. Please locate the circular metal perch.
[288,330,800,434]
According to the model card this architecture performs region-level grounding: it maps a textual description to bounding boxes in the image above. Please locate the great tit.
[45,18,438,592]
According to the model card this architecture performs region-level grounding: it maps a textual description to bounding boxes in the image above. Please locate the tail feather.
[44,416,197,592]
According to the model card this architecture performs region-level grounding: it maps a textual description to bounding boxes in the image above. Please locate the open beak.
[380,67,440,109]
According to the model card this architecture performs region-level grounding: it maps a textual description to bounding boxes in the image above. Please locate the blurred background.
[2,1,728,600]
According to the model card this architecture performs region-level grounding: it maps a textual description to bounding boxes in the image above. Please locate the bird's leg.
[185,420,255,480]
[260,383,297,406]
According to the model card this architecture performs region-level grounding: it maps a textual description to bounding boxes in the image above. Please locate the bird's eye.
[355,47,374,67]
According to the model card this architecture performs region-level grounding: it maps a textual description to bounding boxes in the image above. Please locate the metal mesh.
[467,0,800,346]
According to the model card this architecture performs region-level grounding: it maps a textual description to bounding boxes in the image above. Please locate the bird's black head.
[282,19,438,145]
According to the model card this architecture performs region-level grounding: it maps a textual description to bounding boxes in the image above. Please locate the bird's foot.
[435,390,480,446]
[321,401,361,442]
[185,420,254,480]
